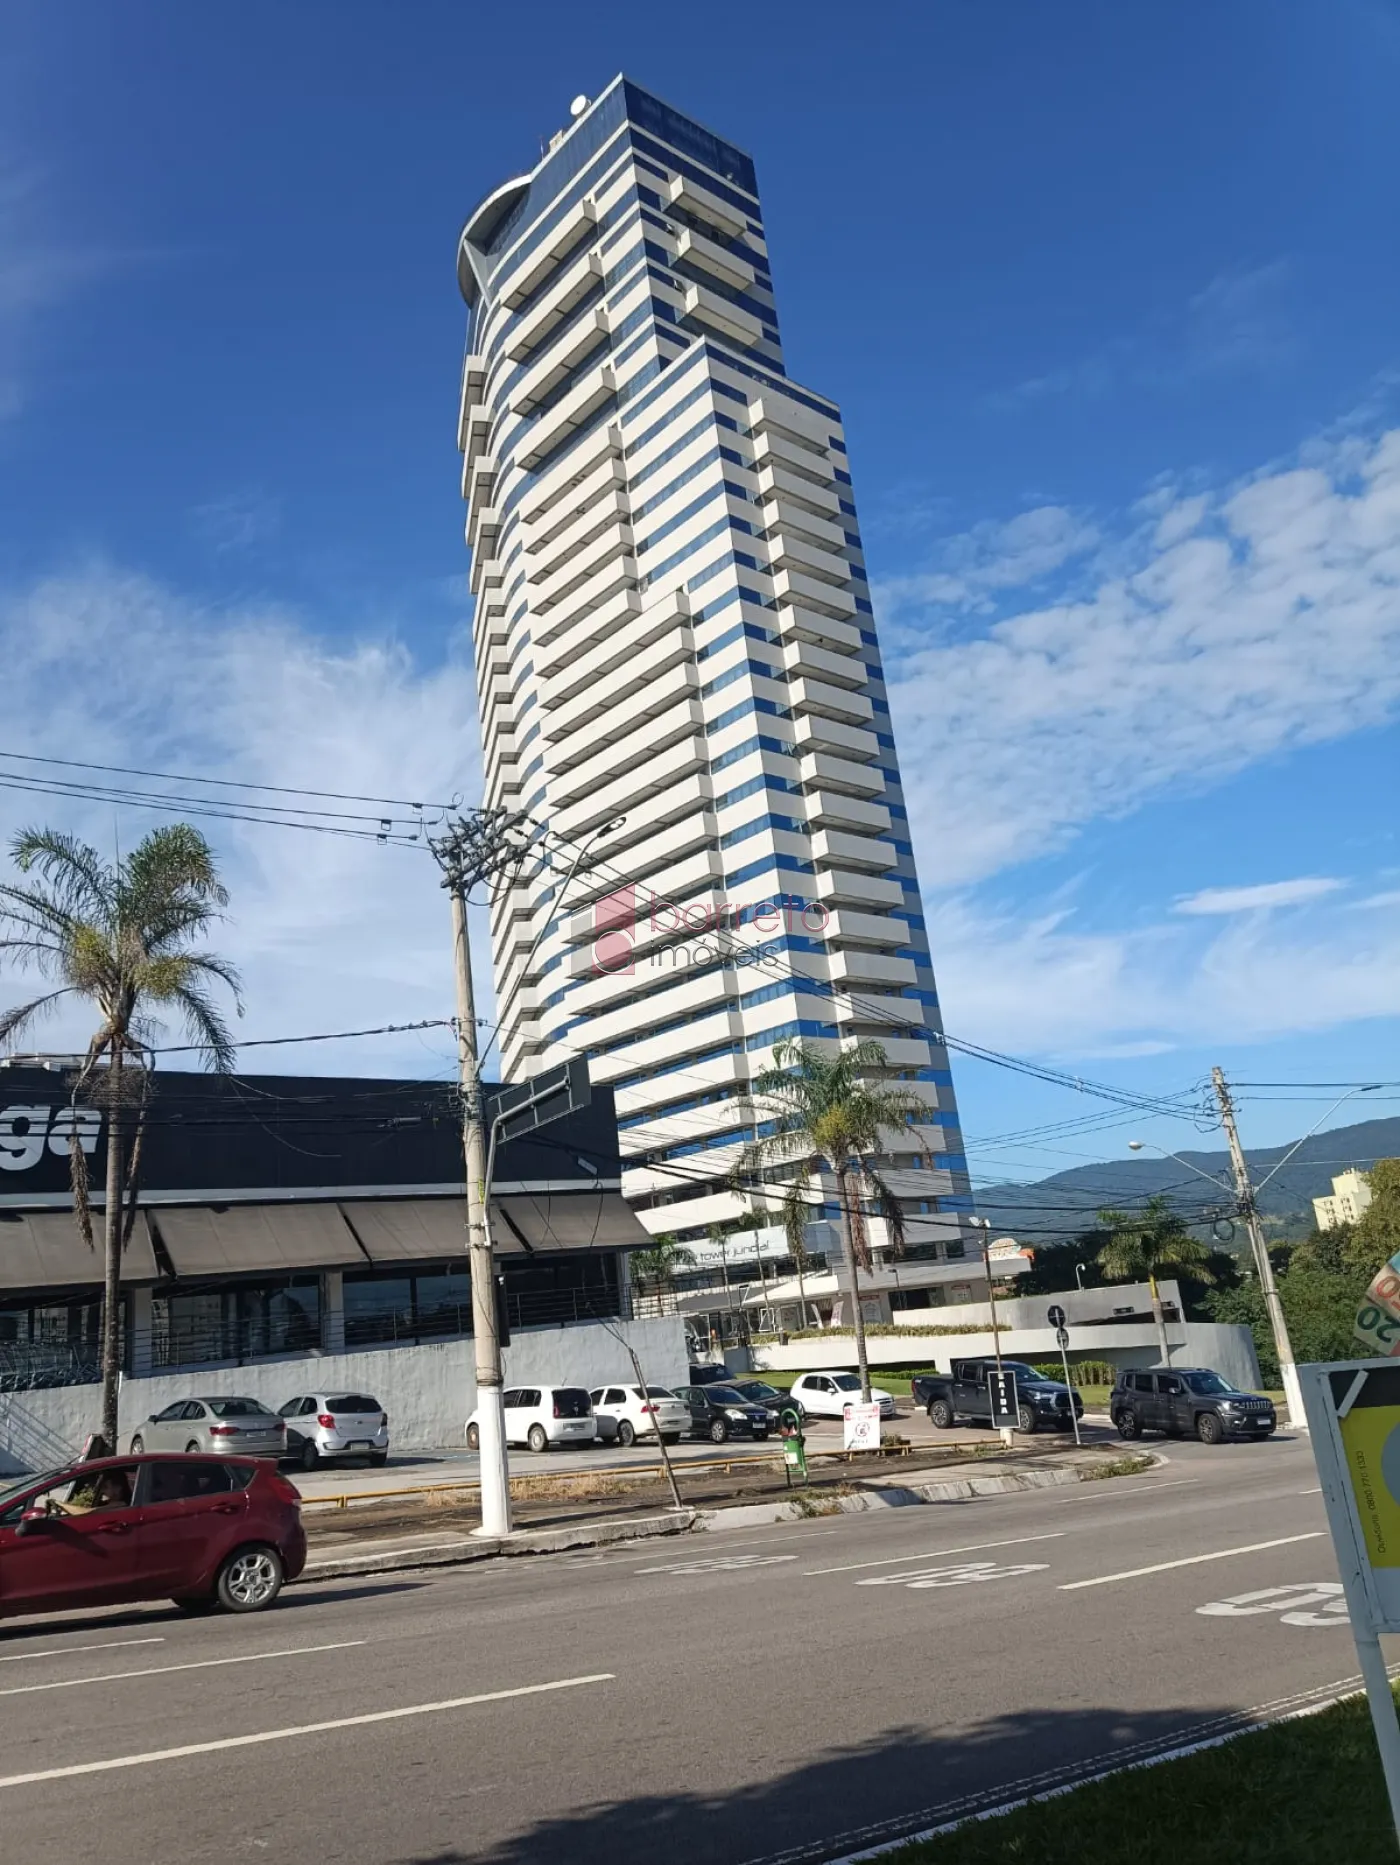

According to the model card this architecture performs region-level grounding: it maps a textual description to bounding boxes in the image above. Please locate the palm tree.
[630,1235,697,1311]
[1095,1194,1216,1366]
[734,1038,929,1400]
[0,824,242,1448]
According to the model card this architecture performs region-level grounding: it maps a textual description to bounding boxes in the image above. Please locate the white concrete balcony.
[846,1031,932,1067]
[788,676,874,726]
[508,308,610,414]
[681,280,763,349]
[757,461,842,520]
[620,1098,754,1159]
[464,452,496,512]
[829,950,918,989]
[553,723,709,836]
[591,1004,742,1086]
[749,393,834,451]
[516,364,616,472]
[585,774,715,863]
[534,580,640,654]
[500,195,599,308]
[766,532,851,589]
[674,225,756,293]
[806,792,891,836]
[822,909,907,948]
[466,502,500,560]
[774,607,863,658]
[504,251,606,361]
[608,831,725,901]
[798,751,885,798]
[614,1050,741,1118]
[811,826,896,872]
[572,959,737,1043]
[752,424,834,486]
[839,993,929,1036]
[460,411,493,489]
[529,520,634,614]
[539,592,692,704]
[666,172,748,241]
[773,567,857,622]
[547,675,701,777]
[525,490,630,587]
[522,456,627,555]
[782,638,865,690]
[534,548,639,639]
[791,712,879,761]
[519,421,623,525]
[457,354,486,452]
[546,628,695,742]
[814,868,905,910]
[468,549,504,601]
[762,497,847,557]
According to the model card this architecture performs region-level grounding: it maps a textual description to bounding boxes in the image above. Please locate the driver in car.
[49,1469,133,1516]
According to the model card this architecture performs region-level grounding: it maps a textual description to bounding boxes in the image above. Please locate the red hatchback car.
[0,1454,306,1621]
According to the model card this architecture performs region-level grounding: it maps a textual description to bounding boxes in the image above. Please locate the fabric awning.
[152,1203,364,1276]
[0,1210,159,1290]
[338,1199,469,1263]
[492,1190,651,1255]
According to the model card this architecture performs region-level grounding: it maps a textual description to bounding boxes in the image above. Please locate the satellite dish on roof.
[569,94,590,119]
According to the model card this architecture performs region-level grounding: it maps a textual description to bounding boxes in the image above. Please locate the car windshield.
[641,1386,675,1399]
[205,1399,275,1419]
[707,1387,748,1405]
[0,1466,67,1508]
[1183,1372,1239,1396]
[831,1374,863,1391]
[736,1382,781,1400]
[1003,1364,1053,1382]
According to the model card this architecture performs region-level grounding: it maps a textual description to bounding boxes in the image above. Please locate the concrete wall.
[889,1281,1183,1331]
[0,1314,689,1475]
[751,1319,1264,1392]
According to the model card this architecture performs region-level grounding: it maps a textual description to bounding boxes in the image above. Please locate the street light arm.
[1250,1084,1381,1197]
[1129,1140,1235,1197]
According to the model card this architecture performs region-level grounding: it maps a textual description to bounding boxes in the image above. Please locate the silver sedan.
[129,1396,287,1458]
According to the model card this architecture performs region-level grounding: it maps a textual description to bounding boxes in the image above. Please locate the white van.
[466,1385,596,1453]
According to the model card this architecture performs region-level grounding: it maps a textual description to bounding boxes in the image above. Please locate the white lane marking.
[1299,1486,1322,1495]
[856,1560,1050,1591]
[805,1532,1064,1578]
[0,1672,615,1788]
[0,1640,364,1698]
[0,1638,165,1664]
[1198,1582,1348,1626]
[1059,1531,1325,1590]
[1050,1479,1199,1502]
[637,1554,799,1576]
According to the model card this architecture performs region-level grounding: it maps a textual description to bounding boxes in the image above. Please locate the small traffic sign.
[1047,1304,1066,1329]
[988,1368,1019,1430]
[1056,1325,1070,1349]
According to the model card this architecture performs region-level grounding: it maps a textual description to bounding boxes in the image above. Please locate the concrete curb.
[690,1460,1107,1531]
[300,1509,696,1581]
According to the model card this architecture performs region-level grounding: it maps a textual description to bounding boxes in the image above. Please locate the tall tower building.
[457,78,985,1323]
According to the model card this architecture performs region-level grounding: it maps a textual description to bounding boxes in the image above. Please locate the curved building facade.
[456,77,989,1323]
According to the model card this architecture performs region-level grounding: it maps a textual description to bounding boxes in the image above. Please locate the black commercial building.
[0,1062,648,1390]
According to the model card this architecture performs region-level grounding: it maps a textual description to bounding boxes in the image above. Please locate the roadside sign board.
[843,1402,881,1452]
[988,1368,1019,1431]
[1355,1253,1400,1357]
[1047,1304,1066,1329]
[1055,1326,1070,1350]
[1301,1359,1400,1842]
[488,1057,591,1144]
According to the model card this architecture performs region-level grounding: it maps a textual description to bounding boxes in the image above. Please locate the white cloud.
[0,565,485,1077]
[876,504,1100,631]
[0,162,121,424]
[1173,877,1345,915]
[880,425,1400,886]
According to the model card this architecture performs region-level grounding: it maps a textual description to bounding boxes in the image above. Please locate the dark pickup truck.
[913,1358,1084,1434]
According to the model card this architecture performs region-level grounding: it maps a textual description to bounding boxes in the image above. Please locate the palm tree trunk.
[100,1050,124,1452]
[837,1161,872,1402]
[1148,1271,1171,1366]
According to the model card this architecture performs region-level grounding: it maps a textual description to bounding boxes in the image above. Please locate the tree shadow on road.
[389,1701,1266,1865]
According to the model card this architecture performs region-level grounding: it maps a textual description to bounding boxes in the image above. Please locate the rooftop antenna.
[569,94,590,119]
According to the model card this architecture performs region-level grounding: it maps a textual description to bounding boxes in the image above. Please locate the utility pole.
[1212,1065,1305,1432]
[429,810,532,1537]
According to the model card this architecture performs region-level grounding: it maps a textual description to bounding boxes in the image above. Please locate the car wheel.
[216,1544,284,1613]
[709,1418,730,1444]
[369,1451,388,1467]
[299,1439,320,1471]
[171,1595,218,1615]
[466,1423,480,1450]
[1017,1405,1037,1434]
[1196,1411,1225,1446]
[1116,1409,1140,1440]
[527,1424,549,1453]
[129,1435,145,1454]
[185,1441,201,1454]
[618,1419,636,1448]
[929,1399,955,1429]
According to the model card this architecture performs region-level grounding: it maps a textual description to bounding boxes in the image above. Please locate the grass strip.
[874,1689,1399,1865]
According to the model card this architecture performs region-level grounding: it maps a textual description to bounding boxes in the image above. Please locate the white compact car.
[788,1371,898,1421]
[590,1384,689,1446]
[277,1391,389,1469]
[466,1385,596,1453]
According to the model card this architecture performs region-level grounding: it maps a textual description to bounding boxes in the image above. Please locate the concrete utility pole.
[430,810,533,1537]
[1211,1065,1305,1432]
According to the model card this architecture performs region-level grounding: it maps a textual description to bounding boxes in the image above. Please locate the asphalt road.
[0,1430,1369,1865]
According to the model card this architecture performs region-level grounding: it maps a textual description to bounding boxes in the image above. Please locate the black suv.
[1110,1367,1276,1445]
[677,1385,771,1443]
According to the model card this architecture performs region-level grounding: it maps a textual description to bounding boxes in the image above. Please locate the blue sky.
[0,1,1397,1182]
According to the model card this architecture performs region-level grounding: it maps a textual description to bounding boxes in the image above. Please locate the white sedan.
[590,1384,689,1446]
[789,1371,898,1421]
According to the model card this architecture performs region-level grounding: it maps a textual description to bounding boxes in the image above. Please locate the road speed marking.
[637,1554,799,1576]
[856,1560,1050,1590]
[1198,1583,1349,1626]
[1058,1532,1325,1590]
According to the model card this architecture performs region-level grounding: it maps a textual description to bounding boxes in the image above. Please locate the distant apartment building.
[455,77,1007,1328]
[1313,1168,1373,1232]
